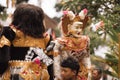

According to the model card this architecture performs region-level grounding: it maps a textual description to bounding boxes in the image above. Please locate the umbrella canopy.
[44,14,58,29]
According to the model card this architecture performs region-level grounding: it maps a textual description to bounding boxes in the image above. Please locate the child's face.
[60,67,76,80]
[68,22,83,37]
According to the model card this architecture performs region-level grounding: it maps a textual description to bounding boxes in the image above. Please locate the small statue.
[53,9,91,80]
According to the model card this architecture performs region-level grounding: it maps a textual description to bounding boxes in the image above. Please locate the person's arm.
[0,43,10,75]
[0,27,15,75]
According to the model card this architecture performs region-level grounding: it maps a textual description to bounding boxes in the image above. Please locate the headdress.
[61,9,89,35]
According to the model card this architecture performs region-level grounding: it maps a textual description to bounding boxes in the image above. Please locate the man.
[60,57,80,80]
[92,68,103,80]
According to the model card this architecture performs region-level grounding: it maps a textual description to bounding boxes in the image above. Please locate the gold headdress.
[61,9,89,35]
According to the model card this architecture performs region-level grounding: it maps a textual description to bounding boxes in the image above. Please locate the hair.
[11,3,45,38]
[94,68,102,75]
[60,57,80,75]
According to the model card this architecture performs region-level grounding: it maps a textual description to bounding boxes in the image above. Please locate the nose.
[61,71,65,76]
[61,71,64,74]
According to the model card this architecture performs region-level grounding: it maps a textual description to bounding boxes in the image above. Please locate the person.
[0,3,54,80]
[60,56,80,80]
[53,9,91,80]
[92,68,103,80]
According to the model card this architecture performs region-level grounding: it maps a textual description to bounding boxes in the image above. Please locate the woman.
[0,3,53,80]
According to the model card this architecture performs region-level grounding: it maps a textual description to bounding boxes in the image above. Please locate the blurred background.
[0,0,120,80]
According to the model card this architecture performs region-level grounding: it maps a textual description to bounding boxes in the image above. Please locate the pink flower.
[63,11,68,15]
[63,10,75,20]
[79,8,88,20]
[34,58,41,65]
[83,8,88,15]
[95,21,104,30]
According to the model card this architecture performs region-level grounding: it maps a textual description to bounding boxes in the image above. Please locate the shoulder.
[0,26,15,47]
[0,26,15,41]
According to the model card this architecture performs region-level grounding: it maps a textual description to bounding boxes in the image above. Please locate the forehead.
[72,22,83,25]
[69,22,83,28]
[61,67,72,71]
[92,69,98,73]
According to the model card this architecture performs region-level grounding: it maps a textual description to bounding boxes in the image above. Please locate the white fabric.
[32,47,53,66]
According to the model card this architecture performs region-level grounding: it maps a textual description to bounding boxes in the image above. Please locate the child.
[60,56,80,80]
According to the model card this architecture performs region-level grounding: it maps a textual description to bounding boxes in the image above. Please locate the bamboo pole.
[118,33,120,79]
